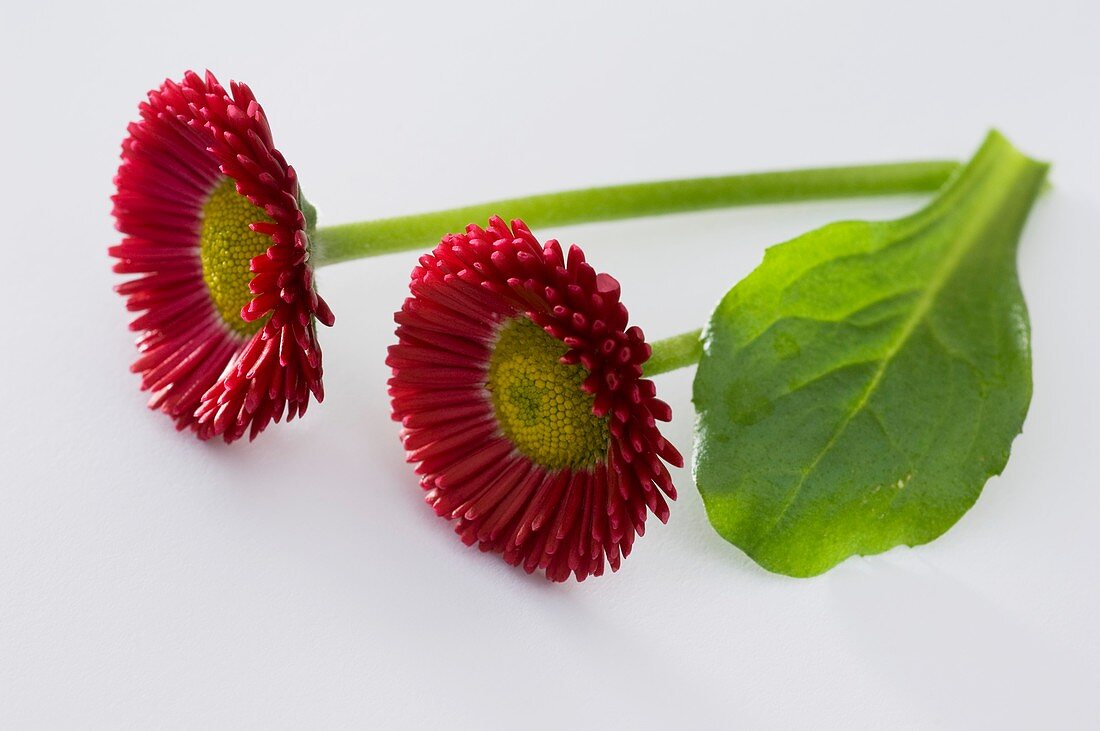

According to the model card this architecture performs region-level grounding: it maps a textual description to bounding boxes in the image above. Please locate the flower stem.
[644,329,704,377]
[311,161,959,267]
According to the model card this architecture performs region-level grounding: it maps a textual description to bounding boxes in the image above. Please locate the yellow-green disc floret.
[486,317,610,469]
[199,177,275,335]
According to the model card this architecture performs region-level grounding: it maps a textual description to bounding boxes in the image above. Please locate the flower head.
[388,217,683,581]
[110,71,334,442]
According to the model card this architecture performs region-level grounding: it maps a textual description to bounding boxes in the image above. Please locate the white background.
[2,1,1098,728]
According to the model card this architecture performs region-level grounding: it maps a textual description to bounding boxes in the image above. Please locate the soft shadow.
[827,555,1098,727]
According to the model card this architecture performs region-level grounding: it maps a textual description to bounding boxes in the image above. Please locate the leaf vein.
[745,215,982,552]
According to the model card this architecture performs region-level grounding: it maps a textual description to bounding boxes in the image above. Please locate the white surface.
[2,1,1098,728]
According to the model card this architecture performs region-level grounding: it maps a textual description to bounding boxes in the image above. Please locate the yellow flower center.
[486,317,609,469]
[199,177,274,335]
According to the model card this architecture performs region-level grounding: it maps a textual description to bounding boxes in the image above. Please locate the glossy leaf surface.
[694,131,1048,576]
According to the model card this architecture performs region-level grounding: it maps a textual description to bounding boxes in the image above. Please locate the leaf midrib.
[745,191,1004,554]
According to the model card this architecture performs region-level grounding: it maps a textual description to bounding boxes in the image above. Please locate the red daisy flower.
[388,217,683,581]
[110,71,334,443]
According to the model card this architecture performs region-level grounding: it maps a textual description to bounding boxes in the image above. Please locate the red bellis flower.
[388,218,684,581]
[110,71,333,443]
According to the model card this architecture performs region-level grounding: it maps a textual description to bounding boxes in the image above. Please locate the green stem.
[312,161,959,266]
[644,329,705,377]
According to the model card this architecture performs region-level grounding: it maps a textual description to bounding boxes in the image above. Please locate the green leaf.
[692,131,1048,577]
